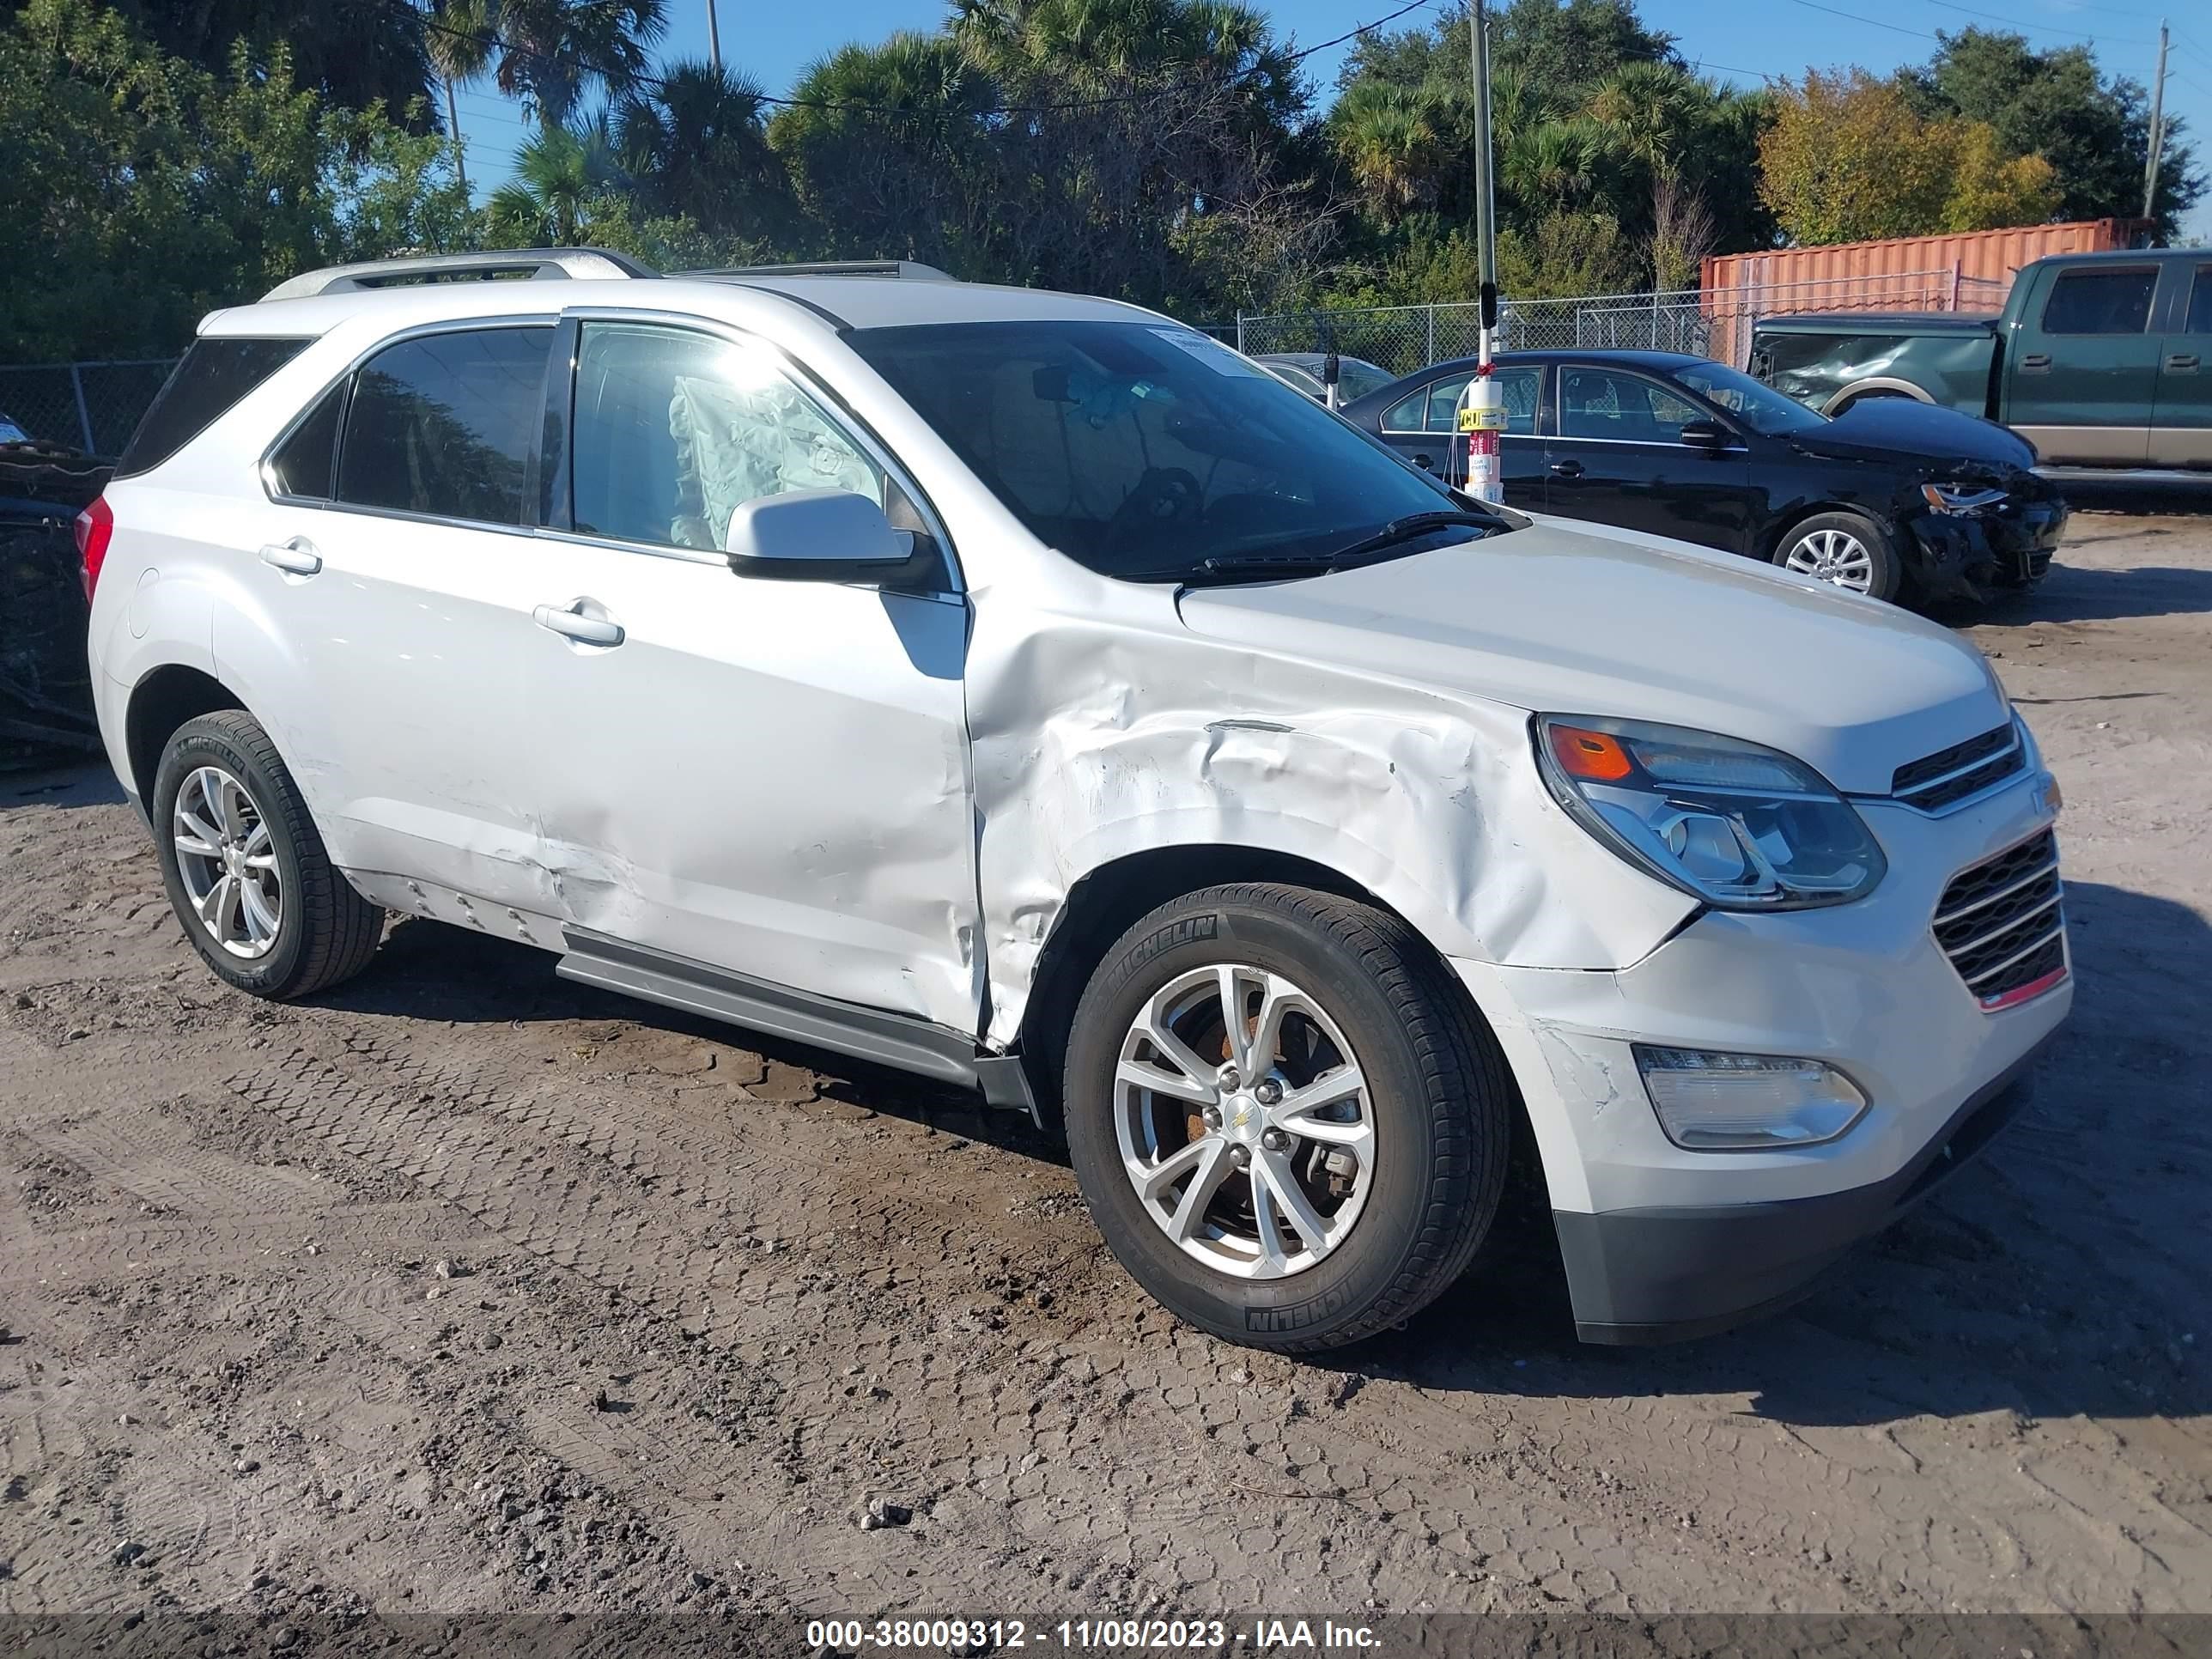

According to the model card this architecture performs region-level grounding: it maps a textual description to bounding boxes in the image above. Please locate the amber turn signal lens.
[1546,723,1635,782]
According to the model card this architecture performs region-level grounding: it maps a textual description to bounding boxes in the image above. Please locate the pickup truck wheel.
[1063,884,1510,1352]
[1776,510,1901,603]
[152,711,385,1000]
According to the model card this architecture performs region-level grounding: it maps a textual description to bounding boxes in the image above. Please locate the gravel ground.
[2,506,2208,1634]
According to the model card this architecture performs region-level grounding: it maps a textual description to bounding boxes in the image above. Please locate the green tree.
[613,59,793,238]
[93,0,442,125]
[1901,27,2203,239]
[0,0,474,361]
[1759,70,2058,244]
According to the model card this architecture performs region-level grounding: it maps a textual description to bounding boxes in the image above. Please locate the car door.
[218,320,562,920]
[520,316,981,1034]
[1372,365,1547,507]
[1544,363,1754,551]
[2150,260,2212,469]
[2002,263,2162,465]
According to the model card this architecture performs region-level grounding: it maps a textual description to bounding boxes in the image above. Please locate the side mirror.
[1678,418,1730,449]
[723,489,928,586]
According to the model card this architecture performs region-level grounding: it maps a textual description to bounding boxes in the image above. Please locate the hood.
[1790,400,2038,475]
[1175,516,2008,795]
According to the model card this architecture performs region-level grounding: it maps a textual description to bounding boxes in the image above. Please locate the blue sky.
[449,0,2212,245]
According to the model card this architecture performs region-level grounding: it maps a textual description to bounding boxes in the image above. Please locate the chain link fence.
[1230,270,2011,380]
[0,360,177,458]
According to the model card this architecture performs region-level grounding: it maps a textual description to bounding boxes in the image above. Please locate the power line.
[1784,0,1940,42]
[1917,0,2148,46]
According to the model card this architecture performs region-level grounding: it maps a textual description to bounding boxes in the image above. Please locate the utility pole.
[2142,19,2168,225]
[446,77,467,193]
[706,0,722,69]
[1458,0,1506,504]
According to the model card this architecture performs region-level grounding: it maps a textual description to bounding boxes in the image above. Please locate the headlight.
[1920,482,2008,514]
[1534,714,1886,909]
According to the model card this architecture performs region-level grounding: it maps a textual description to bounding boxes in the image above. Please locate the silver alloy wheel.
[172,765,283,960]
[1115,963,1375,1279]
[1784,526,1875,592]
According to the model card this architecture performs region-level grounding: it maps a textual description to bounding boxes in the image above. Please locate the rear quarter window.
[117,337,309,476]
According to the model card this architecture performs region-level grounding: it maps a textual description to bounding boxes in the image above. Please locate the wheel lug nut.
[1227,1145,1250,1169]
[1201,1106,1222,1129]
[1255,1080,1281,1105]
[1261,1129,1290,1152]
[1219,1066,1240,1091]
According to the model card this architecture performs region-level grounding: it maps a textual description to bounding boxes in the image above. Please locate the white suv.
[82,251,2071,1352]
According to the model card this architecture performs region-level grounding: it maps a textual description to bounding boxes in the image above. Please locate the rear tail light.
[75,495,113,603]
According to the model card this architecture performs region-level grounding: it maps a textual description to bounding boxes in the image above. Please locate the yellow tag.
[1457,405,1509,433]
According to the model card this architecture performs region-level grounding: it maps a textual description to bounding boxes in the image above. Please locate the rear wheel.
[1775,509,1901,603]
[152,710,384,999]
[1063,884,1512,1352]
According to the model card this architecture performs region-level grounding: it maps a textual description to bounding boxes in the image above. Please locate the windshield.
[848,320,1508,580]
[1673,361,1827,437]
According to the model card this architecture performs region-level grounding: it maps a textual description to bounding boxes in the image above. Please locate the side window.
[2040,269,2157,336]
[1423,375,1473,432]
[1419,369,1540,434]
[568,322,884,552]
[1380,386,1431,432]
[2184,267,2212,334]
[268,381,344,500]
[334,326,554,525]
[118,337,307,477]
[1493,367,1540,434]
[1559,368,1694,442]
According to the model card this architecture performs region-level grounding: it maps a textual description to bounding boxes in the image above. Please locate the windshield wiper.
[1322,510,1495,564]
[1140,512,1498,588]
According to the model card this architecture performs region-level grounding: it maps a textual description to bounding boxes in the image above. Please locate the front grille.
[1933,830,2067,1010]
[1892,721,2027,812]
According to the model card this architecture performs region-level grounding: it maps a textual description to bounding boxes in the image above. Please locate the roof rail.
[262,248,659,303]
[681,260,957,283]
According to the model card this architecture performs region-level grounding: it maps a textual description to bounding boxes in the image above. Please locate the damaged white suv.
[84,251,2071,1351]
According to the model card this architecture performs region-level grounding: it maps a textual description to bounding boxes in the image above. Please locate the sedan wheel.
[1784,526,1875,592]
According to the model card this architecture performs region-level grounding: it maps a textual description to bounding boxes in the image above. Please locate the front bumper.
[1553,1036,2047,1342]
[1904,495,2067,600]
[1452,767,2072,1344]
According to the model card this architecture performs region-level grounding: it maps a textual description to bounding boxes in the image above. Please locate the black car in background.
[1338,349,2067,605]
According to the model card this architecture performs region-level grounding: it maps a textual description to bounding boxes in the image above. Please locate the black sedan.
[1338,349,2066,605]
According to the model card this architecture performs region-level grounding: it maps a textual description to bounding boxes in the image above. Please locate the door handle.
[258,538,322,576]
[533,603,624,647]
[1549,459,1584,478]
[2168,353,2201,372]
[2020,353,2051,371]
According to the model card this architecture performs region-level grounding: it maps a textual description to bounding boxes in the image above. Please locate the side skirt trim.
[556,927,1040,1121]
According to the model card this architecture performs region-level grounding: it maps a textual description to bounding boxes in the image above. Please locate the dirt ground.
[3,501,2209,1637]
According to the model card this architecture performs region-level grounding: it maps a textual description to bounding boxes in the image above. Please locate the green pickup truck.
[1751,247,2211,471]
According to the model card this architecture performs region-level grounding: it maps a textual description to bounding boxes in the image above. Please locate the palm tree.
[1501,115,1619,210]
[1584,59,1708,181]
[614,59,784,232]
[486,118,628,243]
[423,0,499,191]
[1330,83,1444,225]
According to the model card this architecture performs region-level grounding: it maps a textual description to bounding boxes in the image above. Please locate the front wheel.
[1774,510,1902,603]
[1063,884,1513,1352]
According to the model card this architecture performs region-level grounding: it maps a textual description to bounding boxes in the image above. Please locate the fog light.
[1633,1046,1868,1151]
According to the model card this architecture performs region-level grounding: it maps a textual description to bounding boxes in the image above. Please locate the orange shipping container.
[1701,219,2144,303]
